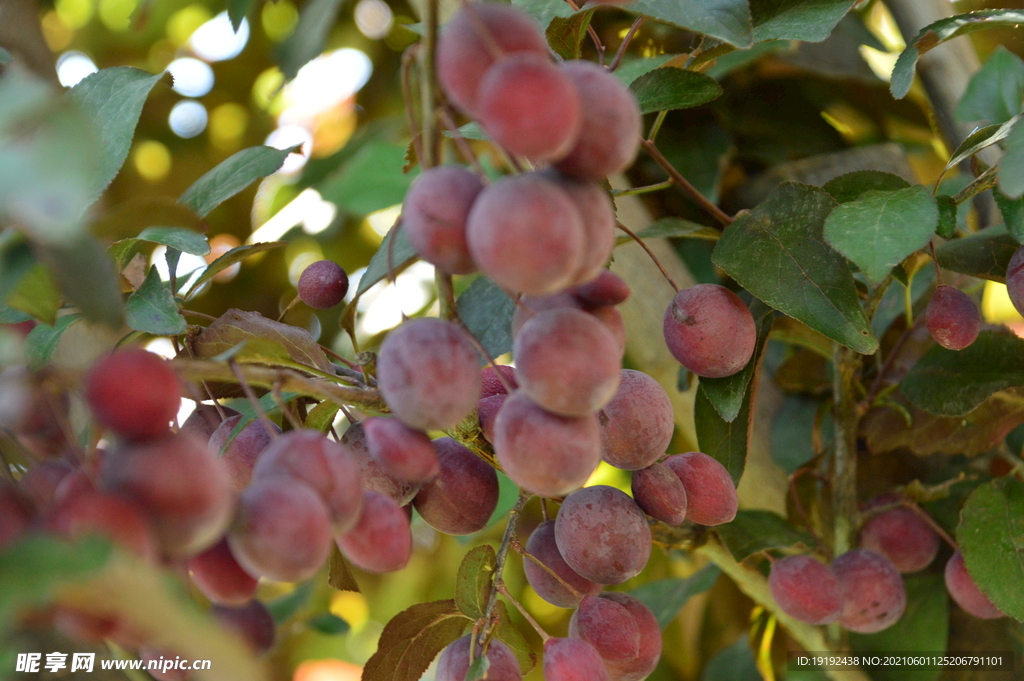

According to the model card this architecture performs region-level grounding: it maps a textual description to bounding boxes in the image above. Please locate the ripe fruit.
[768,554,842,625]
[554,486,652,585]
[364,417,440,484]
[480,364,518,398]
[476,393,505,442]
[523,520,602,608]
[630,462,687,525]
[514,308,621,417]
[377,317,482,431]
[513,289,626,356]
[555,60,643,181]
[47,491,157,560]
[20,460,73,512]
[466,174,584,296]
[1005,245,1024,316]
[832,549,906,633]
[662,284,756,378]
[402,165,483,275]
[541,172,616,285]
[412,437,498,535]
[569,595,640,661]
[180,405,240,440]
[597,592,661,681]
[211,600,276,653]
[436,634,522,681]
[297,260,349,309]
[544,637,610,681]
[574,271,631,308]
[209,415,280,491]
[600,370,675,471]
[477,54,582,162]
[436,3,547,114]
[925,285,982,350]
[187,538,259,606]
[493,392,601,498]
[337,490,413,573]
[85,349,181,441]
[944,550,1004,619]
[342,422,422,505]
[858,502,939,573]
[663,452,738,526]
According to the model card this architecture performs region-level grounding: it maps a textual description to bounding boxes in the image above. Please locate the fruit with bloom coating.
[768,554,842,625]
[554,485,651,584]
[663,284,756,378]
[833,549,906,633]
[85,349,181,441]
[297,260,348,309]
[944,550,1004,619]
[925,285,981,350]
[663,452,738,526]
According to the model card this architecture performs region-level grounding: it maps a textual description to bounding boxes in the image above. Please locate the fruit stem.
[496,583,549,642]
[950,165,998,205]
[646,110,668,143]
[440,107,488,179]
[436,271,457,320]
[615,220,679,292]
[640,139,734,227]
[610,180,674,197]
[477,491,529,653]
[608,17,644,72]
[510,534,584,600]
[401,46,425,168]
[419,0,439,169]
[929,241,944,286]
[831,344,860,559]
[901,499,959,550]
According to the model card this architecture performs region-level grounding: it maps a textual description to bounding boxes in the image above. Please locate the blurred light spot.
[133,140,171,182]
[262,0,299,42]
[250,189,337,243]
[293,660,361,681]
[148,39,177,71]
[207,234,242,283]
[859,45,899,83]
[190,12,249,62]
[289,251,323,287]
[168,57,214,97]
[264,125,312,173]
[523,584,565,626]
[982,280,1023,324]
[585,460,630,493]
[282,49,372,123]
[151,245,208,288]
[55,0,93,29]
[98,0,137,31]
[41,12,74,52]
[365,205,401,239]
[345,268,366,304]
[145,338,175,359]
[354,0,393,39]
[357,261,435,336]
[169,100,208,138]
[56,51,97,87]
[166,4,211,45]
[209,103,249,150]
[252,67,285,112]
[330,591,368,629]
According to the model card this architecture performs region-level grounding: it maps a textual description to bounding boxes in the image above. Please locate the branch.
[832,344,861,557]
[476,491,529,654]
[640,140,733,227]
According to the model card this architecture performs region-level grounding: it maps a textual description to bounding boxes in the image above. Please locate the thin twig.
[563,0,605,65]
[456,319,515,394]
[420,0,439,168]
[929,241,943,286]
[511,535,583,601]
[272,380,303,431]
[228,360,280,442]
[180,309,218,322]
[608,17,644,72]
[496,583,549,641]
[440,107,487,178]
[615,221,679,292]
[640,139,733,227]
[611,180,673,197]
[861,314,925,409]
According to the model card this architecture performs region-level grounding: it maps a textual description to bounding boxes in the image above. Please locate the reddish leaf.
[362,600,469,681]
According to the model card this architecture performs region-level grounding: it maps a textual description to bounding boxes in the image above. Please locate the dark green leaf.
[701,637,761,681]
[494,601,536,674]
[512,0,572,30]
[108,238,141,273]
[628,0,753,48]
[5,264,60,325]
[700,299,773,422]
[891,10,1024,100]
[68,67,163,203]
[137,227,210,256]
[823,186,939,285]
[628,564,720,628]
[822,171,910,204]
[750,0,856,43]
[934,225,1018,283]
[546,9,595,60]
[716,510,816,561]
[957,477,1024,621]
[355,226,417,297]
[956,46,1024,125]
[361,600,468,681]
[0,240,36,304]
[275,0,346,79]
[457,278,515,363]
[307,612,350,635]
[712,182,877,354]
[24,314,83,370]
[618,217,720,243]
[124,266,187,336]
[901,329,1024,416]
[0,306,31,324]
[466,654,490,681]
[1000,117,1024,199]
[703,41,790,80]
[944,115,1020,174]
[614,55,677,86]
[180,146,297,218]
[454,545,496,619]
[771,395,831,473]
[185,242,286,299]
[44,237,123,328]
[996,189,1024,245]
[266,582,314,623]
[936,195,958,239]
[850,574,948,681]
[319,142,418,216]
[327,543,360,592]
[695,384,750,484]
[228,0,254,30]
[629,68,723,115]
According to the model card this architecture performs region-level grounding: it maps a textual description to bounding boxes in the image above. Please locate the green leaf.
[512,0,572,30]
[319,142,418,216]
[936,195,958,239]
[136,227,210,256]
[1000,117,1024,200]
[466,654,490,681]
[328,544,360,592]
[109,238,141,273]
[850,574,948,681]
[901,329,1024,416]
[454,545,496,620]
[124,266,187,336]
[193,308,333,372]
[956,45,1024,125]
[934,225,1017,282]
[68,67,163,203]
[275,0,347,80]
[703,41,790,80]
[0,239,36,304]
[494,601,536,674]
[44,237,124,328]
[996,189,1024,243]
[750,0,857,43]
[957,477,1024,621]
[0,306,31,324]
[614,55,677,86]
[944,115,1020,175]
[0,47,10,64]
[823,186,939,285]
[266,582,313,623]
[628,0,753,48]
[870,264,934,339]
[185,241,286,299]
[450,122,489,141]
[701,637,761,681]
[822,171,911,204]
[695,384,750,484]
[712,182,877,354]
[771,395,831,473]
[306,400,341,432]
[628,564,720,628]
[355,226,417,297]
[307,612,350,635]
[5,264,60,325]
[361,600,468,681]
[629,68,723,115]
[546,9,595,60]
[618,217,720,243]
[716,510,816,561]
[891,10,1024,100]
[180,146,297,218]
[227,0,254,30]
[23,314,83,371]
[457,278,516,364]
[700,299,773,422]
